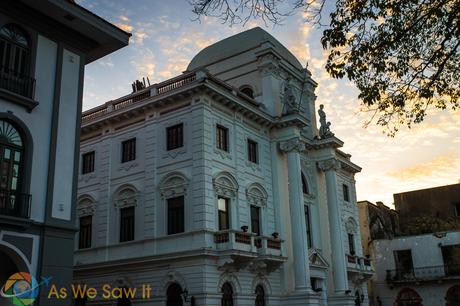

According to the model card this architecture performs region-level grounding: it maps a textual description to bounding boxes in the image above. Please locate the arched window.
[395,288,422,306]
[0,120,26,217]
[255,285,265,306]
[446,285,460,306]
[0,24,30,75]
[221,282,234,306]
[301,173,309,194]
[167,283,183,306]
[240,86,254,98]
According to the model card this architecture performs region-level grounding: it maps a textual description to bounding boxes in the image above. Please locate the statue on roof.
[318,104,334,139]
[281,77,299,115]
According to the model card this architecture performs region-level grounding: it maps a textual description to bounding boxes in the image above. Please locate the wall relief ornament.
[213,172,239,198]
[246,183,268,207]
[317,158,341,172]
[77,197,96,217]
[114,187,138,208]
[279,138,305,153]
[159,172,189,198]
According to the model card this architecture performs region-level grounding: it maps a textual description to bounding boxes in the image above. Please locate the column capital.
[279,137,305,153]
[317,158,341,172]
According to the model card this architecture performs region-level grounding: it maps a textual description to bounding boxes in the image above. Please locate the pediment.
[309,249,329,268]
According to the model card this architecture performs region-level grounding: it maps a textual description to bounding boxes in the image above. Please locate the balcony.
[213,230,285,273]
[0,190,31,219]
[0,68,37,110]
[386,264,460,285]
[346,254,374,278]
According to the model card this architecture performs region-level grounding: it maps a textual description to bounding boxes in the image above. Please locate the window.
[221,282,233,306]
[301,173,309,194]
[216,125,229,152]
[0,24,34,98]
[247,139,258,163]
[166,123,183,150]
[395,288,422,306]
[250,205,261,235]
[218,197,230,230]
[441,244,460,276]
[168,196,184,235]
[255,285,265,306]
[455,203,460,217]
[120,206,135,242]
[78,216,92,249]
[81,151,95,174]
[348,233,355,255]
[343,184,350,202]
[394,250,414,277]
[121,138,136,163]
[240,86,254,98]
[305,205,312,248]
[0,120,26,218]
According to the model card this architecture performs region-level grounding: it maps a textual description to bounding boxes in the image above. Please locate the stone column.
[318,158,348,293]
[280,138,311,291]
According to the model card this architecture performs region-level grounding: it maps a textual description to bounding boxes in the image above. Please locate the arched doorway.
[446,285,460,306]
[0,248,26,306]
[395,288,422,306]
[255,285,265,306]
[167,283,183,306]
[221,282,233,306]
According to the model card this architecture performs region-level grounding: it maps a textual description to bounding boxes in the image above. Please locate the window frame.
[347,233,355,255]
[81,151,95,175]
[78,215,92,249]
[343,184,350,202]
[166,123,184,151]
[247,139,258,164]
[250,204,261,236]
[121,138,136,163]
[218,197,230,231]
[119,206,135,242]
[216,124,229,152]
[167,196,185,235]
[304,205,313,248]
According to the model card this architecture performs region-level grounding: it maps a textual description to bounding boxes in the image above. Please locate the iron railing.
[386,264,460,283]
[0,67,36,99]
[0,190,31,219]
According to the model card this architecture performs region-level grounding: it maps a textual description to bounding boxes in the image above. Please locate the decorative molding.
[246,183,268,207]
[118,161,139,172]
[77,196,96,216]
[79,172,96,183]
[114,187,138,209]
[213,172,239,198]
[214,147,232,160]
[159,172,189,199]
[317,158,341,172]
[279,138,305,153]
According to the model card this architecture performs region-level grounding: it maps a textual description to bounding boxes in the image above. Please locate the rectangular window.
[216,125,229,152]
[121,138,136,163]
[455,203,460,217]
[247,139,258,163]
[394,249,413,274]
[168,196,185,235]
[305,205,312,248]
[218,197,229,230]
[81,151,95,174]
[250,205,261,235]
[343,184,350,202]
[120,206,135,242]
[441,244,460,276]
[78,216,92,249]
[348,233,355,255]
[166,123,184,150]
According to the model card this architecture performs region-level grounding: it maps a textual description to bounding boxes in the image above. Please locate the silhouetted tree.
[191,0,460,135]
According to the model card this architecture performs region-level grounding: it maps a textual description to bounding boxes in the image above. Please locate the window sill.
[0,88,39,112]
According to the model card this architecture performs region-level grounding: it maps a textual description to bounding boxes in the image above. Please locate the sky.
[77,0,460,206]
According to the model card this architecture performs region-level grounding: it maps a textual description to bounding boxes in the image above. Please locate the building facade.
[75,27,372,306]
[358,184,460,306]
[0,1,129,306]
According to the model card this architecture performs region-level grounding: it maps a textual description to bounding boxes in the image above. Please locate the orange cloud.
[387,155,459,181]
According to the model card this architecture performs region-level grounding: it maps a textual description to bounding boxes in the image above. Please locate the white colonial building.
[75,27,372,306]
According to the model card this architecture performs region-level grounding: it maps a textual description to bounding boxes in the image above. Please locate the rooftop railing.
[81,72,198,123]
[386,264,460,283]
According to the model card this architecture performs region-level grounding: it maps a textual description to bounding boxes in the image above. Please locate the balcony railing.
[386,264,460,284]
[0,68,35,99]
[213,230,283,257]
[346,254,374,274]
[0,190,31,219]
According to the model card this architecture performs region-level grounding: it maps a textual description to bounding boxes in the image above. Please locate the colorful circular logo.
[1,272,39,306]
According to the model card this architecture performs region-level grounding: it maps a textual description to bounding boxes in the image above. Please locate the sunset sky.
[77,0,460,206]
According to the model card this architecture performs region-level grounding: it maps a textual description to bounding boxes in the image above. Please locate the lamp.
[272,232,279,239]
[241,225,248,232]
[345,289,351,294]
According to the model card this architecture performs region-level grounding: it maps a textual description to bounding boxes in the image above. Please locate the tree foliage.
[190,0,460,134]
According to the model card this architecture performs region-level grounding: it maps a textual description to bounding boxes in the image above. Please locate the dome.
[186,27,304,71]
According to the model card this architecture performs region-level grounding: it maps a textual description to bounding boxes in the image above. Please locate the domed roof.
[186,27,304,71]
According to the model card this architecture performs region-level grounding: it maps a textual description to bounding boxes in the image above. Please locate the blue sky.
[78,0,460,206]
